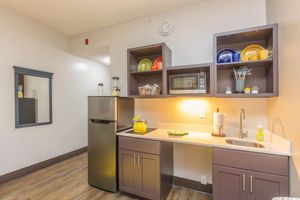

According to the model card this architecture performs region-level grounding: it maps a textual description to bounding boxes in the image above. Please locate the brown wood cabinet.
[214,24,278,98]
[138,152,161,199]
[213,148,289,200]
[119,136,173,200]
[127,43,172,98]
[119,149,160,199]
[213,165,248,200]
[119,149,139,194]
[248,171,289,200]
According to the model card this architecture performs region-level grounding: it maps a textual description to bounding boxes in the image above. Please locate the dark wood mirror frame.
[14,66,53,128]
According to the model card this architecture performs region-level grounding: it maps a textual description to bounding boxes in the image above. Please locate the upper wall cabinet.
[213,24,278,98]
[127,43,172,97]
[127,43,213,98]
[127,24,279,98]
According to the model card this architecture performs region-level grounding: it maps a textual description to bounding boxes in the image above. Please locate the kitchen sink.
[225,138,264,148]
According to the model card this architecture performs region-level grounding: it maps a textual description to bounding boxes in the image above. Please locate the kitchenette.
[87,23,292,200]
[88,95,291,200]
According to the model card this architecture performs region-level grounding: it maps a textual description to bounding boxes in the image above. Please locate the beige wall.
[135,97,268,183]
[135,98,268,132]
[267,0,300,196]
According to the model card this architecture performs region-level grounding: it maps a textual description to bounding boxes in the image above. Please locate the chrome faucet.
[239,109,248,139]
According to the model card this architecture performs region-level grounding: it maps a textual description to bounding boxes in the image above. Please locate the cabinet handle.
[137,155,140,168]
[250,175,253,193]
[133,154,136,166]
[242,174,246,192]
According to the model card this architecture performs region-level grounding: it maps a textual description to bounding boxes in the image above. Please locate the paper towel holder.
[211,108,226,137]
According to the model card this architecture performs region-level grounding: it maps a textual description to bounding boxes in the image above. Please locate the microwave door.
[169,74,199,94]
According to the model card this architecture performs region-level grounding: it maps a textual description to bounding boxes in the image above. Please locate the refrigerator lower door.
[88,119,117,192]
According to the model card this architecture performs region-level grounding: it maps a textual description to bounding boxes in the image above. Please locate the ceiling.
[0,0,205,36]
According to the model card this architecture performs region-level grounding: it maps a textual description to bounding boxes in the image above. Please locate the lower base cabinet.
[213,148,289,200]
[119,149,139,194]
[119,138,289,200]
[247,170,289,200]
[119,136,173,200]
[213,165,248,200]
[119,149,160,199]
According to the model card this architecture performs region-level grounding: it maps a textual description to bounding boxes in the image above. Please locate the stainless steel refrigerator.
[88,96,134,192]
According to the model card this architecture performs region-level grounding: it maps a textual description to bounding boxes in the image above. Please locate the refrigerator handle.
[89,119,115,124]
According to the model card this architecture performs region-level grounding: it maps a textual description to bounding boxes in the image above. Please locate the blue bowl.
[217,49,237,63]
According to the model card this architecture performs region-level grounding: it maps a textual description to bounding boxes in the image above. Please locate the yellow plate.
[241,45,265,62]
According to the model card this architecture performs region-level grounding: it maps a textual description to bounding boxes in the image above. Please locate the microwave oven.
[169,72,206,94]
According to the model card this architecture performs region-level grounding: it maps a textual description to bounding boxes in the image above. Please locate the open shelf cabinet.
[127,43,171,97]
[213,24,278,98]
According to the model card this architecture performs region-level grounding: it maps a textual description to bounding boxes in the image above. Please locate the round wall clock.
[159,20,174,36]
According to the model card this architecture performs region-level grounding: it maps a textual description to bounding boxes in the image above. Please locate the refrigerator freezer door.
[88,119,117,192]
[88,97,117,121]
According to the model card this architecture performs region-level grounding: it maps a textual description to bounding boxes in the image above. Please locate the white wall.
[0,6,110,175]
[70,0,266,95]
[267,0,300,196]
[69,0,267,184]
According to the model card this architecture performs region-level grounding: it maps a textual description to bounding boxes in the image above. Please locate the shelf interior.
[216,65,274,94]
[217,28,273,49]
[129,71,163,96]
[128,45,163,73]
[129,45,162,57]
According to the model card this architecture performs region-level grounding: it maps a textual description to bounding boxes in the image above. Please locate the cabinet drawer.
[119,136,160,155]
[213,148,288,176]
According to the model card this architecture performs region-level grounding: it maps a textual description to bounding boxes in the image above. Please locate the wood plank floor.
[0,153,212,200]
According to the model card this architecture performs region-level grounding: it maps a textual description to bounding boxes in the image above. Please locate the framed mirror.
[14,66,53,128]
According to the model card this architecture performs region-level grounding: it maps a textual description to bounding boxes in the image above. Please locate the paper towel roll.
[213,109,223,135]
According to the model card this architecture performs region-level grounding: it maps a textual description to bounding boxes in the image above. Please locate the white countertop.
[117,128,291,156]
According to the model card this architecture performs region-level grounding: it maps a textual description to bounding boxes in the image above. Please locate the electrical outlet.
[201,175,207,185]
[200,111,206,119]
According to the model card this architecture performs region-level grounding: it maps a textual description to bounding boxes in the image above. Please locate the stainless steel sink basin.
[225,138,264,148]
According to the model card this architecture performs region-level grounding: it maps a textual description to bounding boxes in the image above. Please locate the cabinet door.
[248,171,289,200]
[213,165,248,200]
[119,149,139,193]
[137,153,160,200]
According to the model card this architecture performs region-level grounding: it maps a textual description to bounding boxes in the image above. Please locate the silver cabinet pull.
[250,175,253,193]
[242,174,246,191]
[133,154,136,166]
[137,155,140,168]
